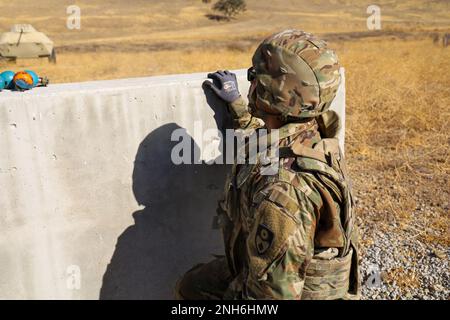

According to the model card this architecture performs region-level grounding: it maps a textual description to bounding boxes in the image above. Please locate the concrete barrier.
[0,69,345,299]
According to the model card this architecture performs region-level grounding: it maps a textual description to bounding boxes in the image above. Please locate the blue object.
[0,71,15,89]
[25,70,39,86]
[0,79,4,91]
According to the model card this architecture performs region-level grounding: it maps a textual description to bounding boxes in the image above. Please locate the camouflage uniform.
[175,30,360,300]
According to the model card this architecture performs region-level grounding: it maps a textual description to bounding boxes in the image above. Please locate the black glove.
[204,70,241,103]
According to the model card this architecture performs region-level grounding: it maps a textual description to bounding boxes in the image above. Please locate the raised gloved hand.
[204,70,241,103]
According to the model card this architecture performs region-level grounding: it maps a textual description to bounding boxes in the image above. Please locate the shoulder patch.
[255,224,274,255]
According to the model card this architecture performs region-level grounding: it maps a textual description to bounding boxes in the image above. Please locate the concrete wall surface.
[0,69,345,299]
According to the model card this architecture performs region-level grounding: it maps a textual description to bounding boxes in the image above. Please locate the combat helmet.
[248,29,341,120]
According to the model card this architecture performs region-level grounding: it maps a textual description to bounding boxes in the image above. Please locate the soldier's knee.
[174,274,185,300]
[174,275,187,300]
[173,263,205,300]
[173,258,232,300]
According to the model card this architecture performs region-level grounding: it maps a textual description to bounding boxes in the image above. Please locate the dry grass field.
[0,0,449,298]
[1,0,449,81]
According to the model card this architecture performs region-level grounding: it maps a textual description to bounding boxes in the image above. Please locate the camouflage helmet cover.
[249,29,341,119]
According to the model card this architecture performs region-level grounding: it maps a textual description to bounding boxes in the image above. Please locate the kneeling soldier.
[175,29,360,300]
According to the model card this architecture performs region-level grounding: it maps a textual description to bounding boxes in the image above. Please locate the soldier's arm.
[228,96,265,130]
[243,183,316,300]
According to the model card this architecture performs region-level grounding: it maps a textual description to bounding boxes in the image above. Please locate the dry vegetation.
[0,0,449,297]
[1,0,449,82]
[339,39,449,296]
[340,39,449,245]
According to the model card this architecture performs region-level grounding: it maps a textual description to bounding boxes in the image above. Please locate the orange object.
[13,71,34,90]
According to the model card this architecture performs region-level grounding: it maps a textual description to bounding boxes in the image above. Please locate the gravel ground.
[357,210,449,300]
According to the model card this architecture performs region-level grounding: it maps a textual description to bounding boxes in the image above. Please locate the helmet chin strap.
[250,92,314,124]
[249,96,283,119]
[250,104,281,120]
[250,102,315,125]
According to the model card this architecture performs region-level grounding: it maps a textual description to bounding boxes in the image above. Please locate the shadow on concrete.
[100,88,233,299]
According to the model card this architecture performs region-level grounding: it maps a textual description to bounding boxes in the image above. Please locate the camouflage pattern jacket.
[217,97,360,300]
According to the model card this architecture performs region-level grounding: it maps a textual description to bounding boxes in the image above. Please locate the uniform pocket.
[301,248,353,300]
